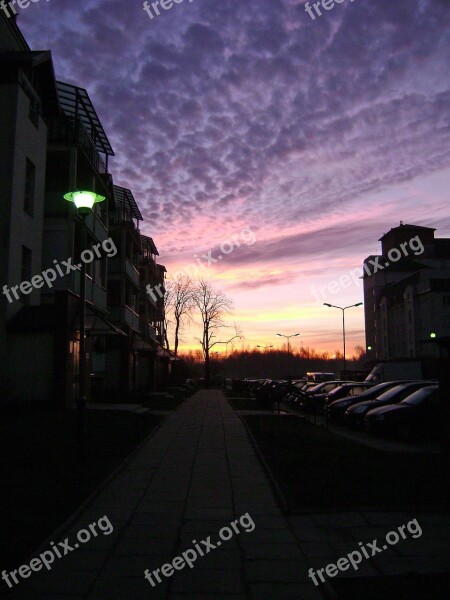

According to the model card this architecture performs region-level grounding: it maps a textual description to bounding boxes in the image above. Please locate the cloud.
[18,0,450,266]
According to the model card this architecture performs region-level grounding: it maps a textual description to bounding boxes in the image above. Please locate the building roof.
[56,81,114,157]
[378,223,436,242]
[141,235,159,256]
[113,185,143,220]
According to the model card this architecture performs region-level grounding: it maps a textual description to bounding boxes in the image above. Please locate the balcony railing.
[109,305,140,332]
[125,258,140,289]
[47,115,108,175]
[140,320,157,341]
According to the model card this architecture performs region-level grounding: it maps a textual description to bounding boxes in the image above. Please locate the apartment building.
[1,12,170,405]
[138,236,170,389]
[363,223,450,360]
[0,14,58,397]
[104,185,142,398]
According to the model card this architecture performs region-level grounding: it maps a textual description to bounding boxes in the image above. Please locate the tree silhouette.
[192,279,242,385]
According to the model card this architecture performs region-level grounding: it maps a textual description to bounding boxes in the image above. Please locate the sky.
[18,0,450,355]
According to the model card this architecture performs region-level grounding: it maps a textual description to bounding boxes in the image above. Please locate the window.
[21,246,32,304]
[28,95,40,128]
[24,158,36,215]
[19,69,40,128]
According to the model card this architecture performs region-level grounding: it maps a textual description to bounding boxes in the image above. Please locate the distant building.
[363,223,450,360]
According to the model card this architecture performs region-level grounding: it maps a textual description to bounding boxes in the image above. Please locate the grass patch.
[228,396,269,410]
[244,415,448,511]
[0,405,163,569]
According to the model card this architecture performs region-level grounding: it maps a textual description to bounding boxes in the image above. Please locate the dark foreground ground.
[1,391,448,600]
[0,404,164,569]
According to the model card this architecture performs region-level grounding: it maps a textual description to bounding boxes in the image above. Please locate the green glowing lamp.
[64,190,106,216]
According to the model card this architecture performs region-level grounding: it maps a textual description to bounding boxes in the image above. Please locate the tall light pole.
[323,303,363,377]
[276,333,300,357]
[64,190,106,461]
[276,333,300,414]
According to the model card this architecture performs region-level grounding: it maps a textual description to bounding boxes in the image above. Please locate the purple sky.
[18,0,450,353]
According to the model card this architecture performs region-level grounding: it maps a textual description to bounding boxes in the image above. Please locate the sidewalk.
[7,390,448,599]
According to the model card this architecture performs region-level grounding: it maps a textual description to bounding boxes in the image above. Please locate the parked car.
[325,382,375,406]
[344,381,433,429]
[305,372,336,382]
[286,381,317,405]
[364,385,440,441]
[301,380,354,414]
[328,380,409,425]
[271,380,289,402]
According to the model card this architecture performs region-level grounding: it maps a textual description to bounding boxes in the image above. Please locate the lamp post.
[323,303,363,378]
[276,332,300,414]
[64,191,105,461]
[276,333,300,357]
[258,345,273,381]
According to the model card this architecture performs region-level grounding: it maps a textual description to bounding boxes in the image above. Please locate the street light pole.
[64,191,106,462]
[78,229,87,461]
[276,332,300,415]
[323,303,363,378]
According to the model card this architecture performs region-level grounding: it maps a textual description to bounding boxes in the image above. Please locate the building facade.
[363,223,450,361]
[1,13,170,405]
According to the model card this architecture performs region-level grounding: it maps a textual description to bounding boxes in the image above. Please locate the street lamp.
[64,190,106,461]
[276,333,300,355]
[276,333,300,414]
[64,190,106,216]
[323,303,363,377]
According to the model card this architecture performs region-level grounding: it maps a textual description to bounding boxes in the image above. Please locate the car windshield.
[329,385,348,396]
[308,383,325,393]
[402,387,438,406]
[375,384,413,402]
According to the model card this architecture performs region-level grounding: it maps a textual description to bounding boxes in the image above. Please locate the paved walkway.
[8,391,449,599]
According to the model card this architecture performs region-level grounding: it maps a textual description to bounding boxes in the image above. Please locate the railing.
[140,320,157,341]
[109,208,140,232]
[47,115,108,174]
[109,305,140,332]
[125,258,140,289]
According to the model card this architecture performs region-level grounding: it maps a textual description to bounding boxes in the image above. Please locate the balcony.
[47,115,108,175]
[125,258,140,289]
[108,256,140,289]
[140,319,157,341]
[72,272,107,311]
[109,305,140,333]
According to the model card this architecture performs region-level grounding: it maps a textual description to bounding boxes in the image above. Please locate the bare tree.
[192,279,242,386]
[164,274,195,354]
